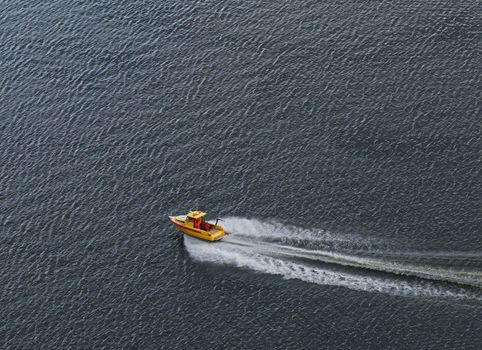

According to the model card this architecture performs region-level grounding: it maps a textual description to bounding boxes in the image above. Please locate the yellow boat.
[168,210,225,242]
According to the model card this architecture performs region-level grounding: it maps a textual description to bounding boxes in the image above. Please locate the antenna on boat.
[215,218,223,226]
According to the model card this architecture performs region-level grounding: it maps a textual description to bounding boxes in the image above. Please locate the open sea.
[1,0,481,349]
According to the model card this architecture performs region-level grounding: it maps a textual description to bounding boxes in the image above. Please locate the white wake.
[184,217,482,301]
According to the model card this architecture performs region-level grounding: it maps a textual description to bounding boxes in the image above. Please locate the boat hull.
[169,216,225,242]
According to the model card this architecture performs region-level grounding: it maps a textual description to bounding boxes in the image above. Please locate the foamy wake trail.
[186,218,482,301]
[264,243,482,288]
[219,216,379,251]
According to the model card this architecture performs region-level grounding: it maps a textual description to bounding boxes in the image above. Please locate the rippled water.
[1,0,481,349]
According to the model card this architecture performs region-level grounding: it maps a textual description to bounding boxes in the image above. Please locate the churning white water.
[184,217,482,301]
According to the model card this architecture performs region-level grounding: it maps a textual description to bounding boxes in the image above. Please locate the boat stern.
[209,227,225,241]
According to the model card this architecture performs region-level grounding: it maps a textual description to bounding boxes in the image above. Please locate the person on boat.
[194,219,201,229]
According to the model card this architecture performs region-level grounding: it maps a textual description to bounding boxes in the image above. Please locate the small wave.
[374,249,482,262]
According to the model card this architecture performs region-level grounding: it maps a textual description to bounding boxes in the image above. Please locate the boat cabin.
[185,210,211,231]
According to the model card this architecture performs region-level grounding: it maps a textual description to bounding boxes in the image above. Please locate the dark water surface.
[1,0,481,349]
